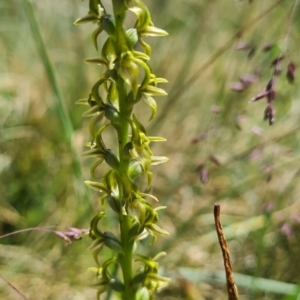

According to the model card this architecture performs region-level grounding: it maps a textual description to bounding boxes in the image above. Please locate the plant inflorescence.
[74,0,169,299]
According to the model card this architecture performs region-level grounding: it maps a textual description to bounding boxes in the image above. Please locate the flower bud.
[104,149,120,170]
[126,28,138,47]
[110,277,125,292]
[128,160,144,180]
[108,194,121,213]
[104,104,120,122]
[101,15,116,37]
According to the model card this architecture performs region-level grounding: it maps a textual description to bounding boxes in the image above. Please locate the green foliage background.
[1,0,300,299]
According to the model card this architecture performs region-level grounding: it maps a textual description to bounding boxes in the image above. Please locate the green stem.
[100,1,144,297]
[117,77,135,299]
[111,1,136,296]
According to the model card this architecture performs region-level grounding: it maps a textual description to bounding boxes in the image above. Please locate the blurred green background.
[1,0,300,299]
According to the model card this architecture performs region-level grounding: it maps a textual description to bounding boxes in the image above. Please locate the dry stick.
[214,204,239,300]
[0,275,28,300]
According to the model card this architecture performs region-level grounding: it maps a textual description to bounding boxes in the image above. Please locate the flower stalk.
[75,0,169,299]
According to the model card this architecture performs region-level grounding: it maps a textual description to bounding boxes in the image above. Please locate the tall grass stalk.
[22,0,88,201]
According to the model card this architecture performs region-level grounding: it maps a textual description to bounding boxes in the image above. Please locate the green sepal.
[95,124,110,152]
[89,113,103,139]
[92,79,106,106]
[151,156,169,165]
[90,158,104,178]
[151,77,168,84]
[101,37,116,64]
[129,220,144,239]
[90,212,106,234]
[148,136,166,142]
[92,26,103,51]
[98,193,108,207]
[132,113,146,134]
[128,2,151,33]
[74,14,98,25]
[152,252,167,261]
[107,69,118,81]
[144,204,158,225]
[133,50,150,61]
[84,180,108,193]
[135,253,154,265]
[104,170,122,203]
[139,38,152,56]
[154,206,167,211]
[126,90,141,106]
[85,57,108,66]
[142,94,157,120]
[141,26,168,37]
[89,238,104,265]
[82,105,101,117]
[147,272,170,283]
[146,171,153,189]
[89,238,104,251]
[142,85,167,96]
[76,98,89,105]
[140,193,158,202]
[123,141,133,156]
[133,58,151,89]
[130,199,146,226]
[147,223,169,237]
[81,148,104,158]
[102,257,118,281]
[107,82,119,107]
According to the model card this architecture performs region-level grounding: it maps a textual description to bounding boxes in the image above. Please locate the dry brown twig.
[214,204,239,300]
[0,275,28,300]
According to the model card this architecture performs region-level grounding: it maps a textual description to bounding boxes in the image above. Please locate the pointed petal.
[74,14,98,25]
[147,223,169,236]
[84,181,108,193]
[89,113,103,139]
[92,26,103,51]
[151,156,169,165]
[81,148,104,157]
[90,158,104,178]
[142,94,157,120]
[143,85,167,96]
[141,26,168,37]
[148,136,167,142]
[76,98,89,105]
[82,105,101,117]
[140,193,159,202]
[85,57,108,66]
